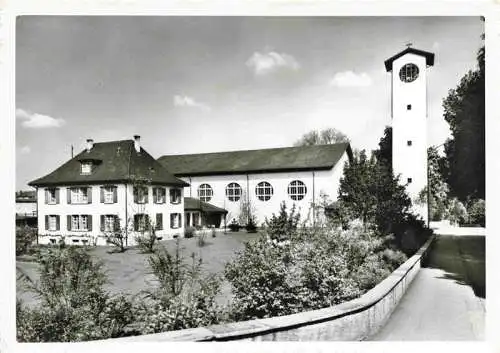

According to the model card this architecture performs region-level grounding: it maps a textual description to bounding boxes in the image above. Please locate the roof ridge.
[159,142,348,158]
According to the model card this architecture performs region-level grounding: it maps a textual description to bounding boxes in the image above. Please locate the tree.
[293,128,349,146]
[372,126,392,171]
[442,35,484,202]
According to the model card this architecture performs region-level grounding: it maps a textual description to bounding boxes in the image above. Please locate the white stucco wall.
[391,53,429,221]
[36,184,185,245]
[180,150,349,226]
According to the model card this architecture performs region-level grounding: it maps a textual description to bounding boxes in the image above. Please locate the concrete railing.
[107,234,435,342]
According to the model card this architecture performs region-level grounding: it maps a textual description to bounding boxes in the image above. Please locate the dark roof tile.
[158,143,352,176]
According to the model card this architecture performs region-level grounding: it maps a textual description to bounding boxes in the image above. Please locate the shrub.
[197,231,207,247]
[225,222,405,321]
[104,218,128,253]
[184,226,196,238]
[245,216,258,233]
[16,226,37,256]
[16,246,136,341]
[133,242,225,333]
[228,222,240,232]
[135,224,158,254]
[468,199,485,226]
[264,202,300,242]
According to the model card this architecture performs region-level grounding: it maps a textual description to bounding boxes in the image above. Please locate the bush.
[16,226,37,256]
[468,199,485,226]
[225,221,406,321]
[184,226,196,238]
[245,216,258,233]
[135,225,158,254]
[264,202,300,242]
[17,246,136,341]
[133,242,225,333]
[228,222,240,232]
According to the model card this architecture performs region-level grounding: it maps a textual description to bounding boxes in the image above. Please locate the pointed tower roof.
[384,47,435,72]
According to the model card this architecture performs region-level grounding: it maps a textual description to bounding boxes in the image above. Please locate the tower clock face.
[399,63,419,83]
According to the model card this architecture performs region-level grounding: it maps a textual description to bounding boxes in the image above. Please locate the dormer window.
[81,161,92,175]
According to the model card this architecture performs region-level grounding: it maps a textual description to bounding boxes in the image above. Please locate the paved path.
[370,235,485,341]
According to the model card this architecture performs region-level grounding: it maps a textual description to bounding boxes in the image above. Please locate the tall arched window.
[288,180,307,201]
[226,182,242,202]
[198,184,213,202]
[255,181,273,201]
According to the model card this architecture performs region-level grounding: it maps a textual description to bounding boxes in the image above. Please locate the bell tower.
[384,46,435,223]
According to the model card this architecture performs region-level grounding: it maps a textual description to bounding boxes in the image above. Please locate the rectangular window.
[70,215,90,231]
[156,213,163,230]
[81,162,92,175]
[70,187,91,204]
[154,187,166,204]
[103,186,115,203]
[46,188,58,204]
[170,213,181,229]
[134,214,149,232]
[104,215,116,232]
[407,178,413,184]
[170,188,181,204]
[407,140,412,146]
[134,186,148,204]
[47,215,59,231]
[407,104,412,110]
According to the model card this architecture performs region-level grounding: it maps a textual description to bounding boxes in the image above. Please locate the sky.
[16,16,484,190]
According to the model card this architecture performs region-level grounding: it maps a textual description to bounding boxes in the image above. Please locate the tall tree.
[442,37,485,202]
[293,128,349,146]
[372,126,392,171]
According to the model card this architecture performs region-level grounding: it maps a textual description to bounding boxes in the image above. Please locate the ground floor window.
[68,215,91,231]
[256,181,273,201]
[101,215,118,232]
[156,213,163,230]
[170,213,181,229]
[288,180,307,201]
[134,214,150,232]
[45,215,60,231]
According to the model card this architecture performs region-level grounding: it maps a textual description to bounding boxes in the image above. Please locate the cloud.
[19,145,31,154]
[246,51,300,76]
[330,71,373,88]
[173,95,211,112]
[16,108,65,128]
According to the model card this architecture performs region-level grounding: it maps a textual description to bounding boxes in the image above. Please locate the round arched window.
[399,63,419,83]
[197,184,213,202]
[288,180,307,201]
[255,181,273,201]
[226,182,242,202]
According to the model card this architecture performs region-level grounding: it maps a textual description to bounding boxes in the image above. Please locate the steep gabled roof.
[184,197,228,214]
[384,47,435,72]
[158,143,352,177]
[29,140,188,187]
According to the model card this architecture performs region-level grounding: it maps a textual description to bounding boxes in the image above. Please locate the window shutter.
[55,188,60,204]
[156,213,163,230]
[178,214,182,228]
[100,187,104,203]
[134,214,138,231]
[145,188,149,203]
[113,216,120,231]
[67,215,72,231]
[153,188,157,203]
[45,215,49,230]
[170,214,174,229]
[133,187,138,203]
[113,187,117,203]
[145,214,150,227]
[56,216,60,231]
[88,215,92,231]
[67,188,72,204]
[100,215,105,231]
[87,188,92,204]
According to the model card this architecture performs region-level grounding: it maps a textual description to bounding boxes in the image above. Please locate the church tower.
[384,46,435,223]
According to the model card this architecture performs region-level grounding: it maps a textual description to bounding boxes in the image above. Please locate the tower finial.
[405,42,413,49]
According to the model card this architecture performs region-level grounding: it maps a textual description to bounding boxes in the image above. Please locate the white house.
[157,143,353,227]
[29,135,189,246]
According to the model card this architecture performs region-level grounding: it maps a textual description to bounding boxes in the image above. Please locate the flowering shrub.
[225,220,407,321]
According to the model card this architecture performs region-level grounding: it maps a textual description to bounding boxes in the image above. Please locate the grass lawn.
[16,231,263,307]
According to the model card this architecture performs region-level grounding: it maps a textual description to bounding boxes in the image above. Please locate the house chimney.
[133,135,141,152]
[86,139,94,152]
